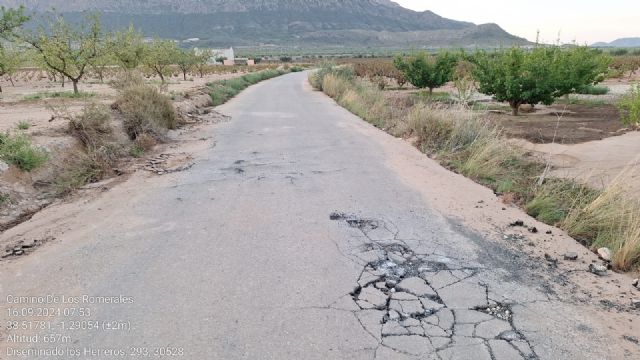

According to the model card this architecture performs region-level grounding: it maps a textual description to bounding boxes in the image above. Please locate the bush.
[68,103,114,150]
[309,63,354,91]
[618,84,640,126]
[114,82,177,139]
[54,151,111,195]
[109,72,146,91]
[407,104,454,151]
[0,132,48,171]
[322,73,351,99]
[577,85,609,95]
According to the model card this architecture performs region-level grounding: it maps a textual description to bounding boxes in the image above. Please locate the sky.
[393,0,639,44]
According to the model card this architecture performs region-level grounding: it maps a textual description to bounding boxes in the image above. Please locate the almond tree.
[552,46,610,98]
[0,6,28,92]
[472,47,557,115]
[25,15,106,94]
[0,6,28,38]
[472,47,610,116]
[143,39,180,83]
[111,25,145,71]
[394,51,456,95]
[193,49,212,78]
[176,49,198,81]
[0,46,22,92]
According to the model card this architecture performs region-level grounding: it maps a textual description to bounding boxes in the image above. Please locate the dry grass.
[68,103,114,150]
[113,74,177,140]
[54,151,113,195]
[61,103,128,195]
[562,169,640,270]
[406,104,454,151]
[460,138,521,180]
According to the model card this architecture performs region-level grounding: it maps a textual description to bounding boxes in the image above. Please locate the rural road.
[0,72,635,360]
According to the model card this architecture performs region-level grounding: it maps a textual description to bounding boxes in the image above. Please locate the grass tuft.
[562,171,640,270]
[16,121,30,130]
[0,132,48,171]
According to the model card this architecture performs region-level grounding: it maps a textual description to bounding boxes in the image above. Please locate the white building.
[194,47,236,65]
[211,48,235,64]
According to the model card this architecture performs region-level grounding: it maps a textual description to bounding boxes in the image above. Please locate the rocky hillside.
[3,0,528,48]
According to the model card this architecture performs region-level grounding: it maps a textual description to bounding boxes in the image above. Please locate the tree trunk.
[428,87,434,95]
[510,102,520,116]
[158,72,165,83]
[183,70,187,81]
[9,77,15,86]
[61,76,65,88]
[72,80,79,94]
[0,84,3,93]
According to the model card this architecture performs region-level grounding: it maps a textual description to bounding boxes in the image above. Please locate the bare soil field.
[489,103,627,144]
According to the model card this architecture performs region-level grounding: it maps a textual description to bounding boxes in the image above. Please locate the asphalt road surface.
[0,72,631,359]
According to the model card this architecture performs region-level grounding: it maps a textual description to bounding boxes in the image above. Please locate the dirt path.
[0,73,638,359]
[513,132,640,194]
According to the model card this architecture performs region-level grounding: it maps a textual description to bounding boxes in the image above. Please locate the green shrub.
[16,121,30,130]
[0,132,48,171]
[115,83,177,139]
[618,84,640,126]
[576,85,610,95]
[129,145,145,158]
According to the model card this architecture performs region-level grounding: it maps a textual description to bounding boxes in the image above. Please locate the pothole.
[475,303,513,321]
[144,153,195,175]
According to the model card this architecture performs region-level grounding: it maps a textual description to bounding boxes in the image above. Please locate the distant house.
[211,47,235,65]
[194,47,235,65]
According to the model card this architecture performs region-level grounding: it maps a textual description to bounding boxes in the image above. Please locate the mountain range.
[1,0,529,48]
[592,38,640,48]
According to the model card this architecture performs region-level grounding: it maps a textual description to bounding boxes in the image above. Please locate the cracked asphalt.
[0,72,635,359]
